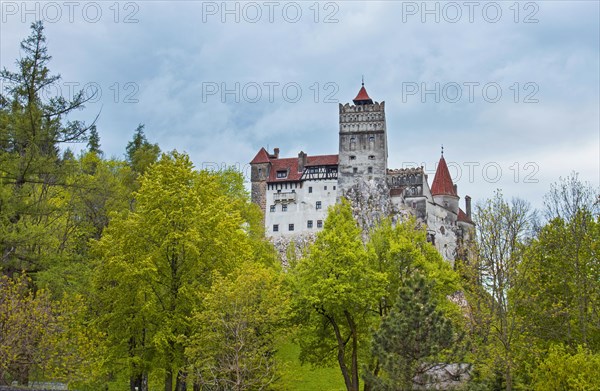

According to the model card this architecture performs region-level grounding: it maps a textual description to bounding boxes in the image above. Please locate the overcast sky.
[1,1,598,211]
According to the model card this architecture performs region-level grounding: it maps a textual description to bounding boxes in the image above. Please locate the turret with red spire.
[353,78,373,105]
[431,147,460,218]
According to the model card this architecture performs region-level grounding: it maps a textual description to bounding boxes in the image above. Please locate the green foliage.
[460,191,533,391]
[0,274,103,386]
[291,202,464,391]
[0,21,96,278]
[531,344,600,391]
[186,262,290,390]
[292,199,386,391]
[92,151,267,390]
[125,124,160,176]
[364,272,467,391]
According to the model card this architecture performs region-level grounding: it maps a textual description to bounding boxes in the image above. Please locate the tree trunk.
[165,369,173,391]
[326,313,353,391]
[345,310,359,391]
[130,374,142,391]
[176,369,187,391]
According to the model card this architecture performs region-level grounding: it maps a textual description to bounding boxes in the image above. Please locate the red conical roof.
[250,147,270,164]
[353,84,373,105]
[431,156,457,196]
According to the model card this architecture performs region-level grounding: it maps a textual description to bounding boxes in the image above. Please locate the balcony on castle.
[273,191,297,203]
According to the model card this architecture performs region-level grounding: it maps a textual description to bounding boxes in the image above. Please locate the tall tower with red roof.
[338,82,388,194]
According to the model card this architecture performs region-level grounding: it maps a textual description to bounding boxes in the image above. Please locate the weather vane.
[441,144,444,156]
[361,75,364,86]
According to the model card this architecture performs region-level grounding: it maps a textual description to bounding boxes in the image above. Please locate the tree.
[364,272,467,391]
[0,274,102,386]
[186,262,290,390]
[292,199,386,391]
[461,191,534,390]
[0,21,95,276]
[125,124,160,176]
[515,174,599,352]
[530,344,600,391]
[364,218,463,389]
[92,151,263,391]
[87,125,102,155]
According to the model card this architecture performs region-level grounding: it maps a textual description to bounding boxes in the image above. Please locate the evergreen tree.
[87,125,102,155]
[364,272,467,391]
[125,124,160,175]
[0,21,95,276]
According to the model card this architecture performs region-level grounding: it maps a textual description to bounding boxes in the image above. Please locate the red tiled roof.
[250,147,270,164]
[306,155,338,166]
[353,85,373,104]
[268,157,302,182]
[266,154,339,183]
[431,156,457,196]
[458,208,474,224]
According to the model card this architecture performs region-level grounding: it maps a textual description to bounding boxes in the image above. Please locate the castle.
[250,84,475,264]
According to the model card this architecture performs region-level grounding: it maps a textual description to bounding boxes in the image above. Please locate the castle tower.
[249,147,273,216]
[431,153,460,220]
[337,83,388,194]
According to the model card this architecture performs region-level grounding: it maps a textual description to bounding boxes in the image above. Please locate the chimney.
[298,151,307,173]
[465,195,472,218]
[273,148,280,158]
[453,184,458,195]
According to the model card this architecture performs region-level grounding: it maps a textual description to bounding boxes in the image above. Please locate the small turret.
[431,151,459,217]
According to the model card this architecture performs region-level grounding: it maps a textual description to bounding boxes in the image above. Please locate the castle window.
[350,155,356,160]
[316,201,322,210]
[289,224,294,231]
[353,167,358,174]
[324,186,327,190]
[307,220,313,229]
[333,186,336,190]
[282,204,287,212]
[317,220,323,228]
[368,167,373,174]
[368,155,375,160]
[273,224,279,232]
[309,186,312,193]
[350,137,356,151]
[270,205,275,212]
[258,168,262,175]
[369,136,375,142]
[276,170,287,178]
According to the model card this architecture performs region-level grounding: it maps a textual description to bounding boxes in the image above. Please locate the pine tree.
[364,272,467,391]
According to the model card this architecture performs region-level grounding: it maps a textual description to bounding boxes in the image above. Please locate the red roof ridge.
[431,156,457,196]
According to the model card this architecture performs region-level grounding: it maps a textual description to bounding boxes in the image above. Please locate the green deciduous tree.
[92,151,265,391]
[530,344,600,391]
[515,174,599,353]
[186,262,289,390]
[292,199,386,391]
[0,274,102,387]
[460,191,534,390]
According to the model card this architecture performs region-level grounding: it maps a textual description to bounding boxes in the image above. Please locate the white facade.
[265,178,338,237]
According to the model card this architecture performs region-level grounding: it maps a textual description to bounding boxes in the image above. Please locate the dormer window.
[276,170,287,179]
